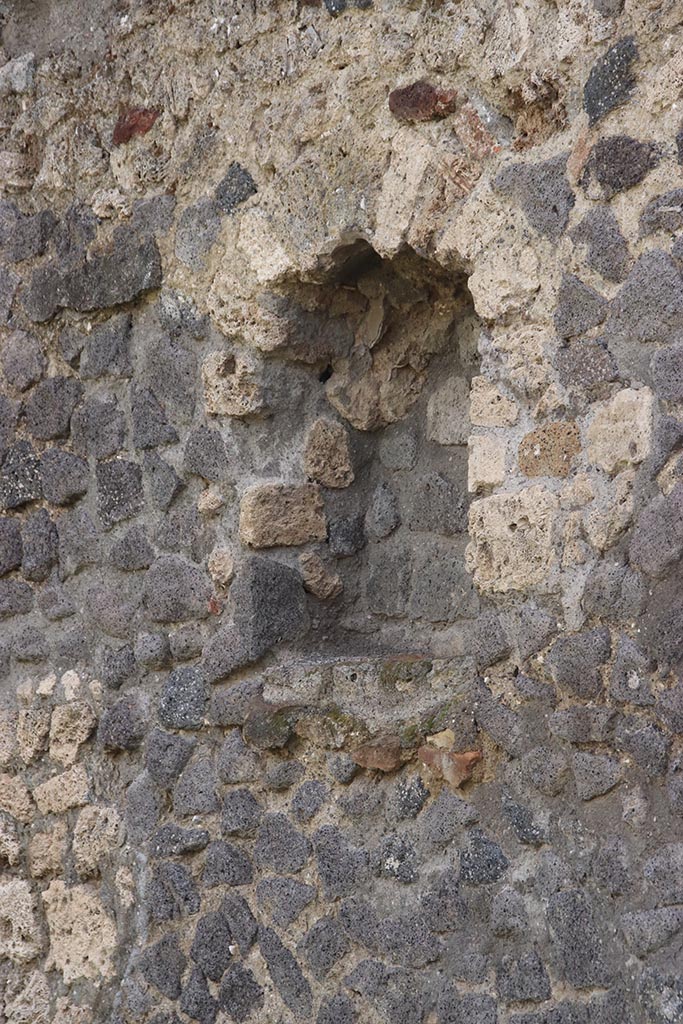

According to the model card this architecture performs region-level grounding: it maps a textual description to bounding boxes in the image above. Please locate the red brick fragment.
[112,107,160,146]
[352,735,403,772]
[417,745,481,788]
[388,81,457,123]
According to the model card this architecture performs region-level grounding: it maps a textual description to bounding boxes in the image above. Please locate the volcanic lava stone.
[301,917,350,979]
[259,926,312,1020]
[314,826,369,897]
[180,968,217,1024]
[11,624,49,662]
[134,631,171,668]
[1,330,45,390]
[0,517,21,575]
[191,911,233,981]
[175,199,222,269]
[184,426,230,481]
[96,460,143,528]
[318,994,356,1024]
[72,396,126,459]
[109,526,155,571]
[40,449,89,505]
[460,829,509,884]
[131,386,178,449]
[145,728,195,788]
[148,861,200,922]
[420,790,479,847]
[140,933,187,999]
[494,153,575,240]
[547,890,611,988]
[420,868,465,932]
[24,377,83,440]
[491,886,529,936]
[218,964,264,1022]
[570,207,631,283]
[554,274,608,339]
[615,717,670,776]
[98,644,137,690]
[606,250,683,345]
[255,814,310,874]
[292,780,329,822]
[125,772,161,845]
[222,789,264,836]
[150,824,209,857]
[21,509,57,581]
[158,667,208,730]
[220,893,257,955]
[327,753,360,784]
[0,578,33,618]
[640,187,683,236]
[546,627,611,698]
[584,36,638,126]
[587,136,659,198]
[203,841,253,887]
[216,730,260,784]
[98,694,147,750]
[502,798,547,845]
[215,163,257,214]
[256,876,317,927]
[376,833,418,883]
[496,951,551,1003]
[144,554,211,622]
[0,442,42,509]
[144,450,183,510]
[173,758,219,816]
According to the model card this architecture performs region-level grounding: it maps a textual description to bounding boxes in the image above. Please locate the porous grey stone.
[99,694,147,751]
[150,824,209,857]
[264,760,304,791]
[491,886,529,937]
[175,199,222,269]
[554,275,608,339]
[125,770,160,843]
[318,993,356,1024]
[643,842,683,905]
[220,893,257,955]
[640,187,683,236]
[292,780,329,822]
[109,526,155,572]
[460,829,509,885]
[191,911,233,981]
[585,136,659,198]
[203,841,253,887]
[218,964,264,1022]
[98,644,136,689]
[606,250,683,345]
[184,426,229,481]
[180,967,217,1024]
[217,729,260,784]
[144,451,183,510]
[621,907,683,955]
[0,517,22,576]
[0,578,33,618]
[420,790,479,847]
[1,330,45,390]
[547,890,611,988]
[72,395,126,459]
[158,667,208,729]
[314,825,369,897]
[651,344,683,401]
[522,746,569,797]
[366,483,401,538]
[21,509,57,581]
[256,875,316,927]
[131,386,178,449]
[610,635,653,705]
[148,861,200,922]
[215,163,257,213]
[584,36,637,126]
[614,717,670,776]
[173,758,219,816]
[546,628,611,698]
[96,460,144,528]
[496,950,551,1003]
[328,513,366,557]
[570,207,631,282]
[140,933,187,999]
[300,916,350,978]
[144,555,211,622]
[24,377,82,440]
[405,471,466,536]
[255,813,310,873]
[40,449,89,505]
[259,926,313,1020]
[0,442,42,509]
[495,153,575,239]
[572,752,622,800]
[221,789,264,836]
[145,728,195,788]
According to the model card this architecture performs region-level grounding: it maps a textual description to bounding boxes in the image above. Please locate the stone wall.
[0,1,682,1022]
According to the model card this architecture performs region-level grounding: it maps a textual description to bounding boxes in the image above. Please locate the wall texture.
[0,1,682,1022]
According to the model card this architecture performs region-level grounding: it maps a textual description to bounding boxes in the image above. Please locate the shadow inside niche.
[250,239,483,662]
